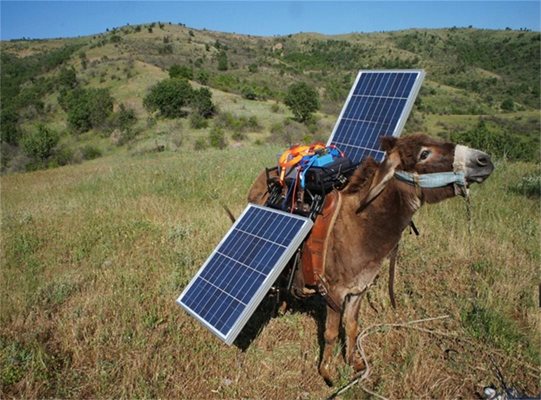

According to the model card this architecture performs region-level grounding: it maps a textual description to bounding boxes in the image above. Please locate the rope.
[327,315,450,400]
[327,313,541,399]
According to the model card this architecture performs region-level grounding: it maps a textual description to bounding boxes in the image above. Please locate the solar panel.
[328,70,425,164]
[177,204,313,345]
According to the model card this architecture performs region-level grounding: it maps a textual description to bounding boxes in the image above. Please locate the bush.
[81,145,102,160]
[268,119,309,145]
[501,98,515,112]
[214,112,260,134]
[1,107,21,145]
[451,120,538,162]
[510,171,541,198]
[169,64,193,80]
[231,131,247,141]
[59,88,114,132]
[52,145,75,166]
[193,137,208,151]
[109,104,137,132]
[217,50,228,71]
[191,87,215,118]
[57,67,77,89]
[241,85,258,100]
[208,127,227,149]
[190,113,208,129]
[144,79,216,120]
[143,78,193,118]
[284,82,320,123]
[21,124,59,161]
[195,69,210,85]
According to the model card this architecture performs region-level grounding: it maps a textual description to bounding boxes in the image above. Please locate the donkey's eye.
[419,150,431,161]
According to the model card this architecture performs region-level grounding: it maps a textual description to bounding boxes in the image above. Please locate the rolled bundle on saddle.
[265,142,356,217]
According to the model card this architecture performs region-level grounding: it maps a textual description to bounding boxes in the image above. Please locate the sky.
[1,1,540,40]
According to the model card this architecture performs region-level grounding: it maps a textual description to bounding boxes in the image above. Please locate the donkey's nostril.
[477,155,490,167]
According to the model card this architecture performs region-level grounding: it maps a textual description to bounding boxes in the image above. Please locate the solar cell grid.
[328,70,424,164]
[177,204,313,344]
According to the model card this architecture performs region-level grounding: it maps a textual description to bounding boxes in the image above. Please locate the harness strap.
[394,170,466,189]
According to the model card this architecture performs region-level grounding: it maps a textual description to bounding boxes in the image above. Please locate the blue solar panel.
[177,204,313,345]
[328,70,425,164]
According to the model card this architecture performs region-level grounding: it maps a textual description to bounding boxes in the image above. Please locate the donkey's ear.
[381,136,397,152]
[356,151,401,213]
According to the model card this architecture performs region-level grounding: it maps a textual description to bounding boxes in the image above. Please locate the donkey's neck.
[372,180,421,234]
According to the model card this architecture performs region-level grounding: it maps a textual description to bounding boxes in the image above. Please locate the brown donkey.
[248,134,494,384]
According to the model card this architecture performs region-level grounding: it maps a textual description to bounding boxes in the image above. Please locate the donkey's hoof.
[350,354,366,373]
[319,363,335,387]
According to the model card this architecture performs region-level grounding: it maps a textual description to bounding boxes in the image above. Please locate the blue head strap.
[394,170,466,189]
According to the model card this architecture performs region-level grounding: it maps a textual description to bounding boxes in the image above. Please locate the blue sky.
[1,1,539,40]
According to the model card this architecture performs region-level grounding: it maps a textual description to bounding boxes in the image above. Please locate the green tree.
[1,107,21,145]
[169,64,193,80]
[209,126,227,149]
[284,82,320,123]
[57,67,77,89]
[22,124,59,161]
[217,50,228,71]
[501,98,515,112]
[59,88,114,132]
[241,85,258,100]
[191,87,215,118]
[195,69,210,85]
[143,78,193,118]
[109,104,137,131]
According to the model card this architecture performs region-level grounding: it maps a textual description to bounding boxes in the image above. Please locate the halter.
[393,170,466,189]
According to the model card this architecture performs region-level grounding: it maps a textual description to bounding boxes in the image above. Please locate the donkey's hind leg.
[343,294,365,372]
[318,304,341,386]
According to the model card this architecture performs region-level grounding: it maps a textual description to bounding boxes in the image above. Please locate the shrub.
[284,82,320,123]
[208,126,227,149]
[169,64,193,80]
[21,124,59,161]
[190,113,208,129]
[510,171,541,198]
[59,88,114,132]
[57,67,77,89]
[231,131,247,141]
[270,102,281,113]
[268,119,309,145]
[143,78,193,118]
[191,87,215,118]
[214,112,259,134]
[1,107,21,145]
[193,137,208,151]
[52,145,75,166]
[217,50,228,71]
[451,120,538,162]
[81,145,102,160]
[501,98,515,112]
[195,69,210,85]
[241,85,258,100]
[109,104,137,132]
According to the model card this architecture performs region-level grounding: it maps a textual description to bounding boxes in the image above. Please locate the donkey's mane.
[343,157,380,194]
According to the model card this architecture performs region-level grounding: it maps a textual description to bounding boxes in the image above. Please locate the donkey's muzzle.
[466,149,494,184]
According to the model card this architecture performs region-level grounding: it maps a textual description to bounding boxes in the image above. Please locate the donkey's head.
[360,134,494,208]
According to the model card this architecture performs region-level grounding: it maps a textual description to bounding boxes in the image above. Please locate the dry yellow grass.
[1,146,539,399]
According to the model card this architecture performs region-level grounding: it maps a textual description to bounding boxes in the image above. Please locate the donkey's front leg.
[319,304,341,386]
[343,294,365,372]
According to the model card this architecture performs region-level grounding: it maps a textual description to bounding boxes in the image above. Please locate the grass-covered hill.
[1,23,540,172]
[1,24,540,399]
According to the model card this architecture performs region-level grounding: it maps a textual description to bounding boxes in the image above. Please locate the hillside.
[1,146,540,398]
[1,24,540,399]
[1,24,540,172]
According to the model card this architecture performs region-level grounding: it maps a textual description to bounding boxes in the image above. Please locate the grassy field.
[1,143,539,399]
